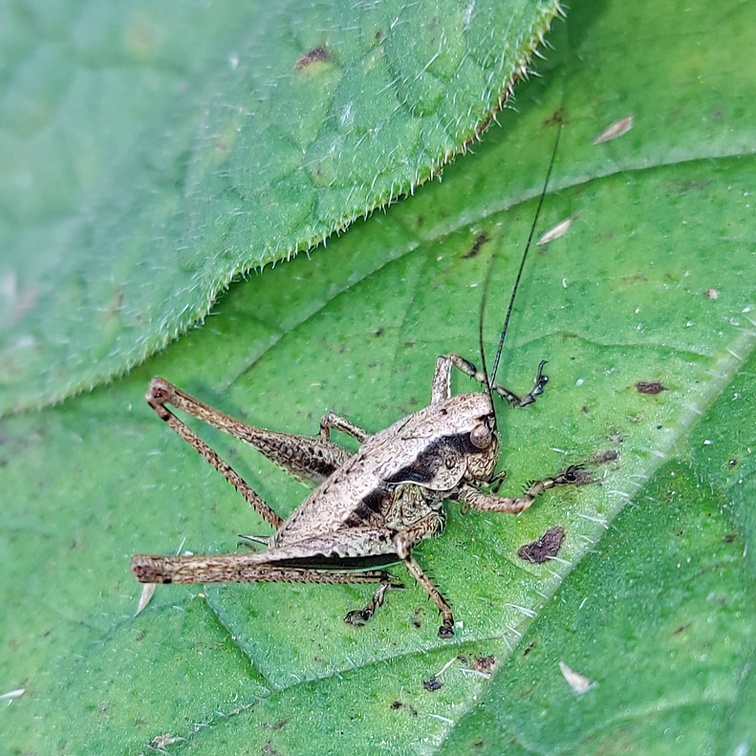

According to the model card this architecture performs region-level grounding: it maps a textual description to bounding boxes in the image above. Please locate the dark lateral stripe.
[275,554,400,570]
[384,433,476,485]
[343,486,390,528]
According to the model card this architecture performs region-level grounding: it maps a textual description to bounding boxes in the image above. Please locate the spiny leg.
[131,552,392,585]
[132,552,403,624]
[146,378,355,526]
[453,465,587,515]
[392,512,456,638]
[432,354,548,407]
[146,378,283,529]
[401,554,455,638]
[343,512,454,636]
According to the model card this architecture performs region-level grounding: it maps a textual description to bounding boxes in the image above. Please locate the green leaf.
[2,0,755,753]
[0,0,559,413]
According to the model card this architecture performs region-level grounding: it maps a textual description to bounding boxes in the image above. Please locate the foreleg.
[453,465,586,515]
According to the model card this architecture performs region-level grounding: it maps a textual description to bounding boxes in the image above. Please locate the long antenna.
[489,124,562,386]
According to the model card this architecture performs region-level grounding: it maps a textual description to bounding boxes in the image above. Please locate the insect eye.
[469,422,492,449]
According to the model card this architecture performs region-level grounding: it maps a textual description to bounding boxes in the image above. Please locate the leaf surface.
[0,0,558,412]
[1,0,754,753]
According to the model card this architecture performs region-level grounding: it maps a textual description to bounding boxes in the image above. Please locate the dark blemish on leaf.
[374,328,384,338]
[728,458,738,468]
[636,381,666,394]
[294,46,331,70]
[544,107,566,127]
[473,655,496,672]
[462,232,489,259]
[621,273,648,285]
[264,719,288,731]
[458,653,496,672]
[411,607,424,628]
[571,467,594,486]
[591,449,619,465]
[390,700,418,716]
[517,526,565,564]
[723,534,736,543]
[423,676,443,692]
[673,179,711,194]
[673,623,690,635]
[581,405,590,414]
[523,641,536,656]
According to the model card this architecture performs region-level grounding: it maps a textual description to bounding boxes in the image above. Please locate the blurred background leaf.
[0,0,560,412]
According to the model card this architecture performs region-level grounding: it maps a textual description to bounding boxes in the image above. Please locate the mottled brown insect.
[131,126,583,638]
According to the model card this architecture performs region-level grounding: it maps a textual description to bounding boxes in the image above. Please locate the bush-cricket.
[131,125,585,638]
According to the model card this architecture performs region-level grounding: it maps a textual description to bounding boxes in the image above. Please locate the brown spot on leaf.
[264,719,288,731]
[294,46,331,70]
[458,653,496,673]
[473,655,496,672]
[518,526,565,564]
[423,676,443,692]
[462,232,489,259]
[636,381,666,395]
[390,700,417,716]
[544,107,566,126]
[591,449,620,465]
[621,273,648,284]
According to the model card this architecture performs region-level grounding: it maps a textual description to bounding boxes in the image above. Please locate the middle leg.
[431,354,548,407]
